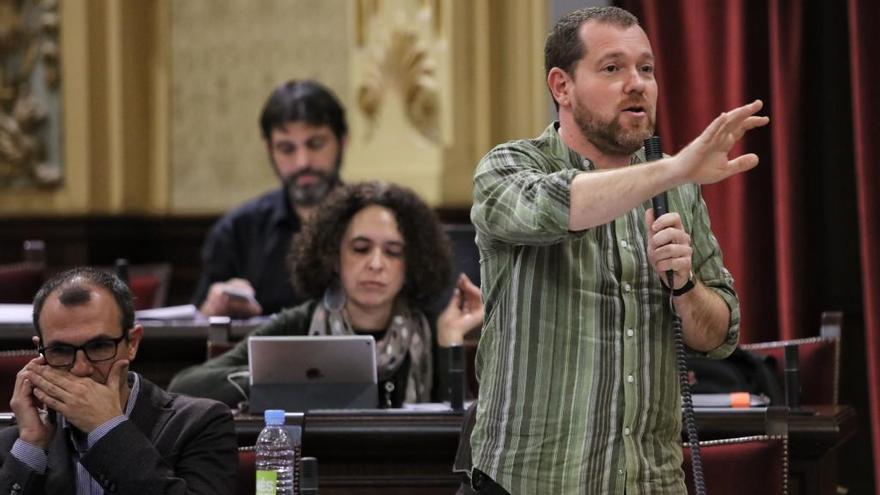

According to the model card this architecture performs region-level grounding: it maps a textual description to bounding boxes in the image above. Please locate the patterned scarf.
[307,290,434,403]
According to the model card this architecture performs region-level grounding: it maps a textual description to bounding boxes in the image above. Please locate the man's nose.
[294,149,314,169]
[69,349,94,377]
[623,67,647,93]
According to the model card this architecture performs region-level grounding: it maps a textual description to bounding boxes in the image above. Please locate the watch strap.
[672,278,696,296]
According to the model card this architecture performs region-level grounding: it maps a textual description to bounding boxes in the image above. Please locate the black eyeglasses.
[38,333,128,368]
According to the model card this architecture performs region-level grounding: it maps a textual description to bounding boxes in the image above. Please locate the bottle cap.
[264,409,286,425]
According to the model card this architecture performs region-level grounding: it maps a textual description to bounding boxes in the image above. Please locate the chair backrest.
[740,311,842,405]
[445,224,480,287]
[0,239,47,304]
[237,446,256,495]
[0,349,39,412]
[128,263,172,310]
[98,262,172,310]
[683,435,788,495]
[0,263,44,303]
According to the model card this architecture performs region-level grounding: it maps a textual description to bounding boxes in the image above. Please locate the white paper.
[0,304,33,324]
[135,304,198,320]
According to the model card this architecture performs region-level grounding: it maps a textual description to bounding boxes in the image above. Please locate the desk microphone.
[449,344,465,411]
[784,344,801,410]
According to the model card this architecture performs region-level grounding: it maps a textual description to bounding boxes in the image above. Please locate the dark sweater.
[168,300,450,408]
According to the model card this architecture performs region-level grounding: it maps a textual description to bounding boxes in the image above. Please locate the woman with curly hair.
[169,181,483,408]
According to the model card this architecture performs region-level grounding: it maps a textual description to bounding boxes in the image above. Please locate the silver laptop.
[247,335,378,413]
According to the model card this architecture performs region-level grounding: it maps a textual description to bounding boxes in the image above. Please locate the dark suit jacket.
[0,375,238,494]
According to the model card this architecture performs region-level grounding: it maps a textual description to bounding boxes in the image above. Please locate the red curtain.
[624,0,802,343]
[619,0,878,491]
[848,0,880,486]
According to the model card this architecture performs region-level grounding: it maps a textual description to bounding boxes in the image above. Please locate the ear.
[547,67,573,109]
[125,325,144,361]
[264,137,274,156]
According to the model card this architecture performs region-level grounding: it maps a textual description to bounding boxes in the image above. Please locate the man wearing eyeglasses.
[0,267,237,494]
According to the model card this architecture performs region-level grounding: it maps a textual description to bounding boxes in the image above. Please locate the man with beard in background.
[194,80,347,317]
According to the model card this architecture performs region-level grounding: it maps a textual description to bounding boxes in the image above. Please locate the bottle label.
[255,470,277,495]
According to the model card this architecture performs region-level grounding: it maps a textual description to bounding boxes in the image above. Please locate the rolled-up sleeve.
[471,144,583,246]
[684,185,740,359]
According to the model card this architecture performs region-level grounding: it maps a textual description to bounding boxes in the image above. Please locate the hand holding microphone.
[644,136,694,294]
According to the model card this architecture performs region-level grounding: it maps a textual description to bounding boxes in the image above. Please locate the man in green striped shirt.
[468,7,769,494]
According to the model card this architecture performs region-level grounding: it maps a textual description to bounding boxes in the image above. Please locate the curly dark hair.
[289,181,452,310]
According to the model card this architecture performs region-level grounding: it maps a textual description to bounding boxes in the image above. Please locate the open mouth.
[622,105,646,115]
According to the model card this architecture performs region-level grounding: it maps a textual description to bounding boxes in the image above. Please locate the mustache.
[283,168,334,185]
[618,98,651,110]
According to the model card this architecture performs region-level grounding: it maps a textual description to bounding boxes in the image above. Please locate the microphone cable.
[644,136,706,495]
[671,296,706,495]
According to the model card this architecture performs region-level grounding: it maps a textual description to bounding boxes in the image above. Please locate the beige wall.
[169,0,352,213]
[0,0,549,216]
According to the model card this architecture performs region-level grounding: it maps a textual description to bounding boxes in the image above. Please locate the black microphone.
[784,344,801,410]
[448,344,465,411]
[115,258,130,287]
[643,136,667,216]
[643,136,674,288]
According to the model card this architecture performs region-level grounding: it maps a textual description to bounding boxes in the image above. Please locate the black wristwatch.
[672,271,696,297]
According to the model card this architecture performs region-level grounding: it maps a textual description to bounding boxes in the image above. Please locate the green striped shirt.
[469,123,739,494]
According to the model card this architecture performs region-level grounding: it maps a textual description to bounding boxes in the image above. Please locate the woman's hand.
[437,274,484,347]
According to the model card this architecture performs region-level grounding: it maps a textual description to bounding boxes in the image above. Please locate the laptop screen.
[247,335,379,412]
[248,335,378,385]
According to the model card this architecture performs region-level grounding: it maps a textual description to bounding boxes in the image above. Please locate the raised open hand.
[673,99,770,185]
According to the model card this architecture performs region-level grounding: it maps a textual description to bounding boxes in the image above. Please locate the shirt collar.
[545,121,648,169]
[268,187,299,228]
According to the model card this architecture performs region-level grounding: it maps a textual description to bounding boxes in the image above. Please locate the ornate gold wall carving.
[347,0,547,207]
[169,0,352,213]
[0,0,549,215]
[356,1,442,144]
[0,0,62,188]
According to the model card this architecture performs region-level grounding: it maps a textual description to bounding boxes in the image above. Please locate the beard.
[283,167,340,207]
[572,98,655,156]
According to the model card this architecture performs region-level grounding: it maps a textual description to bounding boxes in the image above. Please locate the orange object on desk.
[730,392,751,408]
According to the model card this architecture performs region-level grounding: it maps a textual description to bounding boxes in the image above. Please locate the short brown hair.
[544,7,640,109]
[289,181,452,310]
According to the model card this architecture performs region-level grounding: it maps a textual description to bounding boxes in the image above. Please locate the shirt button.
[624,427,631,435]
[623,283,631,292]
[618,468,624,475]
[620,240,628,248]
[627,374,634,383]
[626,329,634,337]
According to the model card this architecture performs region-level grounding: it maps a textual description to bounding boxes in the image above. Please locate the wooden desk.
[232,406,857,495]
[0,406,856,494]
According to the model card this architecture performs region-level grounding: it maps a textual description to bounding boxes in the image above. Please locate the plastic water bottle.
[255,409,296,495]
